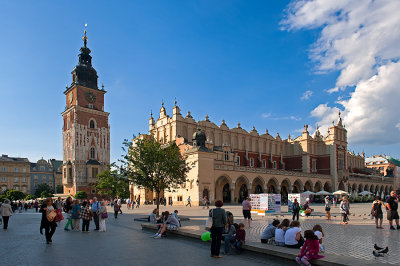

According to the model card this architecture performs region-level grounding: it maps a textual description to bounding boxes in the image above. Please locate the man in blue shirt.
[91,197,101,231]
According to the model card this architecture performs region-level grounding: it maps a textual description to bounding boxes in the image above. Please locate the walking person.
[136,197,140,208]
[186,196,192,207]
[292,198,300,221]
[0,199,13,230]
[80,201,92,232]
[55,197,63,211]
[114,200,119,219]
[91,197,101,231]
[340,197,350,225]
[324,196,331,220]
[98,201,108,232]
[63,197,73,231]
[40,198,57,244]
[203,196,209,209]
[72,200,81,231]
[242,197,252,228]
[386,190,399,230]
[117,198,122,214]
[34,200,39,212]
[210,200,227,258]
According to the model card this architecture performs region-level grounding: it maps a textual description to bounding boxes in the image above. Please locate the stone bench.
[141,223,376,266]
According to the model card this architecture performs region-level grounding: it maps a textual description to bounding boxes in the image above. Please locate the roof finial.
[150,110,153,118]
[83,24,88,47]
[162,99,164,106]
[174,97,177,106]
[102,83,104,90]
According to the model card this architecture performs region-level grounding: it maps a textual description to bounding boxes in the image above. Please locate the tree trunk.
[156,190,160,216]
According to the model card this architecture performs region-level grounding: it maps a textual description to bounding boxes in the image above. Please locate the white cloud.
[261,113,271,118]
[283,0,400,144]
[301,90,313,100]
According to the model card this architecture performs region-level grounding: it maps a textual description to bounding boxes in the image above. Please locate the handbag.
[55,209,64,222]
[47,210,57,222]
[101,212,108,219]
[205,209,213,229]
[325,206,331,212]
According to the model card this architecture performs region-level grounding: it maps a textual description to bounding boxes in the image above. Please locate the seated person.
[275,219,290,246]
[302,201,313,216]
[153,211,180,239]
[284,221,304,248]
[261,219,280,243]
[149,209,158,224]
[172,210,181,227]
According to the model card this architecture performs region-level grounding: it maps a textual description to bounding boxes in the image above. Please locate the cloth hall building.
[133,104,397,206]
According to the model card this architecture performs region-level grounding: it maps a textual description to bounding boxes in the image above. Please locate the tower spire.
[83,24,88,47]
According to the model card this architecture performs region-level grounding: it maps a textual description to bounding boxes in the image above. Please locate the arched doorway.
[324,182,332,193]
[281,179,291,204]
[222,184,231,203]
[293,179,303,193]
[239,184,248,203]
[314,181,322,193]
[338,181,345,191]
[255,185,263,194]
[252,177,264,194]
[304,180,313,192]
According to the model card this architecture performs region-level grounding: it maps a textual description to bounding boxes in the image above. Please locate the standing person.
[210,200,227,258]
[91,197,101,231]
[34,200,39,212]
[371,196,384,229]
[234,223,246,254]
[296,230,324,265]
[386,191,399,230]
[55,197,63,211]
[242,197,252,228]
[324,196,331,220]
[24,202,28,211]
[0,199,13,230]
[39,198,57,244]
[80,201,92,232]
[136,197,140,208]
[186,196,192,207]
[292,198,300,221]
[63,197,73,231]
[333,197,337,208]
[98,201,108,232]
[117,198,122,214]
[72,200,81,231]
[203,196,209,209]
[340,197,350,225]
[114,200,119,219]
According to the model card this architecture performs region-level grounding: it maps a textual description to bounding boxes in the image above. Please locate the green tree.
[0,195,7,202]
[25,194,35,200]
[95,165,130,200]
[56,185,64,194]
[120,136,191,214]
[6,190,26,201]
[34,183,53,198]
[75,191,88,200]
[41,191,54,198]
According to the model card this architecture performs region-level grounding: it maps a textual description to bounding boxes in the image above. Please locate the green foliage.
[0,195,7,202]
[25,195,35,200]
[75,191,88,200]
[6,190,26,201]
[120,136,191,212]
[349,196,354,203]
[41,191,54,198]
[56,185,64,194]
[95,165,129,200]
[34,183,53,198]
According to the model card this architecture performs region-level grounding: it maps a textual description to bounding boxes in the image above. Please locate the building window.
[22,186,27,193]
[89,120,95,129]
[92,167,98,178]
[224,151,229,161]
[236,156,240,166]
[14,186,19,191]
[273,161,277,169]
[312,159,317,172]
[1,186,6,191]
[177,196,183,202]
[338,154,344,170]
[40,166,45,171]
[22,168,26,172]
[2,167,6,172]
[14,177,19,182]
[22,178,27,182]
[63,168,66,178]
[14,168,18,172]
[262,159,266,168]
[90,148,95,159]
[250,158,254,167]
[1,177,6,181]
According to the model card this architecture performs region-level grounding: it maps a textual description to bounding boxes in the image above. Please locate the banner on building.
[250,194,281,215]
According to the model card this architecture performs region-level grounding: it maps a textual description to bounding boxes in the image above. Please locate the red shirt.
[236,228,246,241]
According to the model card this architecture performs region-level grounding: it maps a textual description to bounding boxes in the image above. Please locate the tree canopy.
[41,191,54,198]
[34,183,53,198]
[95,165,130,200]
[6,190,26,201]
[120,136,191,212]
[25,194,35,200]
[75,191,88,199]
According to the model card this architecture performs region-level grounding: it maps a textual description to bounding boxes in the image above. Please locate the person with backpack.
[371,196,384,229]
[292,199,300,221]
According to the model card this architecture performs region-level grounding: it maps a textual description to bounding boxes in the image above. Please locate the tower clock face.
[69,92,73,103]
[86,91,96,103]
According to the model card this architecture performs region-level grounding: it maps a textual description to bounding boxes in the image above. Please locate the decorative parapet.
[349,173,394,184]
[214,163,331,179]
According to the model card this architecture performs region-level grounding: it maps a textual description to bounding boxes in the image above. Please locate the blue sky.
[1,0,399,163]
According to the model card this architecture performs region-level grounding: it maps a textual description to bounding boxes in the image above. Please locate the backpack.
[372,202,379,216]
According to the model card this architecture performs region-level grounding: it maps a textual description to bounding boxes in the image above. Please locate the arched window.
[89,120,95,129]
[90,148,95,159]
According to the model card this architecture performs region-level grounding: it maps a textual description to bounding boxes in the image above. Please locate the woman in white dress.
[98,201,108,232]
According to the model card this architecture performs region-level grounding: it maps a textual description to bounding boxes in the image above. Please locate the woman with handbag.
[324,196,331,220]
[371,196,384,229]
[210,200,227,258]
[98,201,108,232]
[0,199,13,229]
[340,197,350,225]
[40,198,57,244]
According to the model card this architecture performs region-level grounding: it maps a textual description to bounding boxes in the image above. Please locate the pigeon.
[378,247,389,254]
[373,250,384,257]
[374,244,384,250]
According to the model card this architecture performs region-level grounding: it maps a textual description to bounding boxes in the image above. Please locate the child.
[312,224,325,252]
[234,223,246,254]
[296,230,324,266]
[274,219,290,246]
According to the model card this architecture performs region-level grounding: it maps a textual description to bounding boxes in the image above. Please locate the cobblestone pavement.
[0,208,293,266]
[129,203,400,265]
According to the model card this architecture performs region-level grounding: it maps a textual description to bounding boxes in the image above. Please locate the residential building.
[0,154,30,194]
